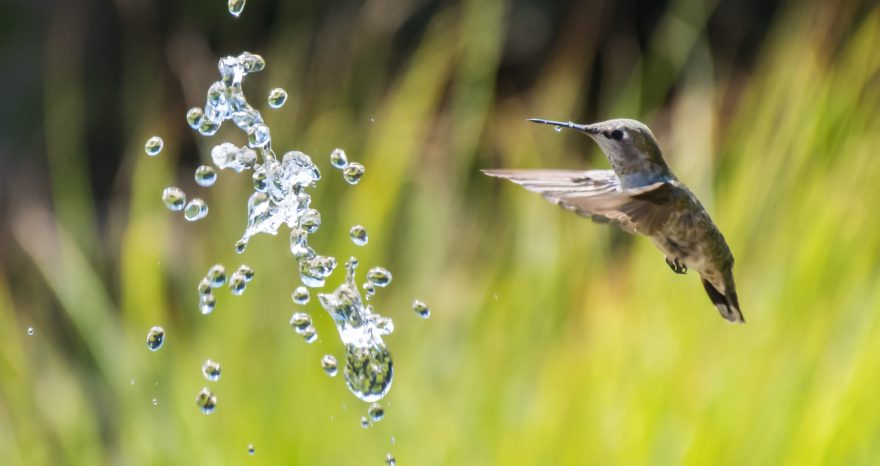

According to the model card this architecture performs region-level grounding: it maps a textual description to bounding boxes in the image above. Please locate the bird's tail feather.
[701,279,744,324]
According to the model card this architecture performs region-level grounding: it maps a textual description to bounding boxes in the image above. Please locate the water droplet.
[247,124,271,148]
[342,162,365,185]
[363,282,375,296]
[361,416,370,428]
[198,278,212,296]
[267,88,287,108]
[368,403,385,422]
[330,148,348,169]
[162,187,186,211]
[228,0,245,17]
[247,444,255,455]
[385,453,396,465]
[300,209,321,234]
[199,294,216,315]
[235,240,247,254]
[152,398,158,406]
[290,312,312,331]
[26,327,34,336]
[321,354,338,377]
[553,125,563,133]
[198,118,221,136]
[412,300,430,319]
[206,264,227,287]
[391,436,396,446]
[302,325,318,343]
[184,198,209,221]
[349,225,368,246]
[367,267,392,287]
[195,388,217,414]
[229,272,247,296]
[202,359,222,381]
[144,136,163,156]
[195,165,218,187]
[186,107,204,129]
[146,326,165,351]
[292,286,310,305]
[237,52,265,74]
[237,264,254,282]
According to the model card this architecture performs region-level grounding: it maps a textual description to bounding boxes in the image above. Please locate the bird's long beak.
[527,118,600,135]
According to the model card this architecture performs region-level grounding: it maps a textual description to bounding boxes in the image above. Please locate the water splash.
[318,258,393,402]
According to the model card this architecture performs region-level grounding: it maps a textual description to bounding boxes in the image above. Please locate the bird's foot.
[666,257,687,274]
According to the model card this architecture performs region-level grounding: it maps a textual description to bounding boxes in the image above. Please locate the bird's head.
[529,117,671,186]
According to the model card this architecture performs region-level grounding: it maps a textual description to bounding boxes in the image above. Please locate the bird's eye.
[610,130,624,140]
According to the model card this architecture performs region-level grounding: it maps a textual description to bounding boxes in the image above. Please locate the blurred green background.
[2,0,880,464]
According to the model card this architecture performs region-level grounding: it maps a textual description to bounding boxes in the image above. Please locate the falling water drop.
[199,294,216,315]
[229,272,247,296]
[330,148,348,169]
[228,0,245,17]
[237,264,254,282]
[302,325,318,343]
[195,388,217,414]
[321,354,338,377]
[202,359,222,381]
[144,136,164,156]
[368,403,385,422]
[184,198,209,221]
[367,267,392,287]
[290,312,312,332]
[412,300,430,319]
[248,444,255,455]
[162,187,186,211]
[206,264,227,288]
[292,286,310,305]
[146,326,165,351]
[385,453,397,465]
[195,165,218,187]
[553,125,563,133]
[349,225,368,246]
[342,163,365,185]
[26,327,35,336]
[186,107,204,129]
[267,88,287,108]
[361,416,370,428]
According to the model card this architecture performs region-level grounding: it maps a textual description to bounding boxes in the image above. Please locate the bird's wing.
[482,168,675,235]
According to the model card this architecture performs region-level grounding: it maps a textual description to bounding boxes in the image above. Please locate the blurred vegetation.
[2,0,880,464]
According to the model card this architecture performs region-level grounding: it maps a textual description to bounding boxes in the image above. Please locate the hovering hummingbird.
[483,118,742,323]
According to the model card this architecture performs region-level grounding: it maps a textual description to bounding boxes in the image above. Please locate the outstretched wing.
[482,168,675,235]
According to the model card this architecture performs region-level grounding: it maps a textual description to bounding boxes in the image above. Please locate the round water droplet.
[349,225,368,246]
[235,240,247,254]
[368,403,385,422]
[146,326,165,351]
[247,124,271,148]
[202,359,222,381]
[198,278,212,296]
[144,136,163,156]
[186,107,204,129]
[330,148,348,169]
[198,118,221,136]
[292,286,310,305]
[195,387,217,414]
[162,187,186,211]
[199,294,216,315]
[228,0,245,17]
[26,327,35,336]
[302,325,318,343]
[290,312,312,331]
[343,343,393,402]
[385,453,396,466]
[367,267,392,287]
[553,125,563,133]
[363,282,376,296]
[237,264,254,282]
[342,162,365,185]
[412,300,430,319]
[248,444,255,455]
[184,198,209,221]
[321,354,338,377]
[267,88,287,108]
[194,165,218,187]
[361,416,370,428]
[206,264,227,288]
[229,272,247,296]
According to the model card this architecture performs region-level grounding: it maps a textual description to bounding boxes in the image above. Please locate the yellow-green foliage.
[3,0,880,464]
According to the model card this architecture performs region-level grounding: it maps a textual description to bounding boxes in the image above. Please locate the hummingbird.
[483,118,743,323]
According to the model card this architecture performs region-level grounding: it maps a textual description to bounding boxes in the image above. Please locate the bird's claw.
[666,257,687,274]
